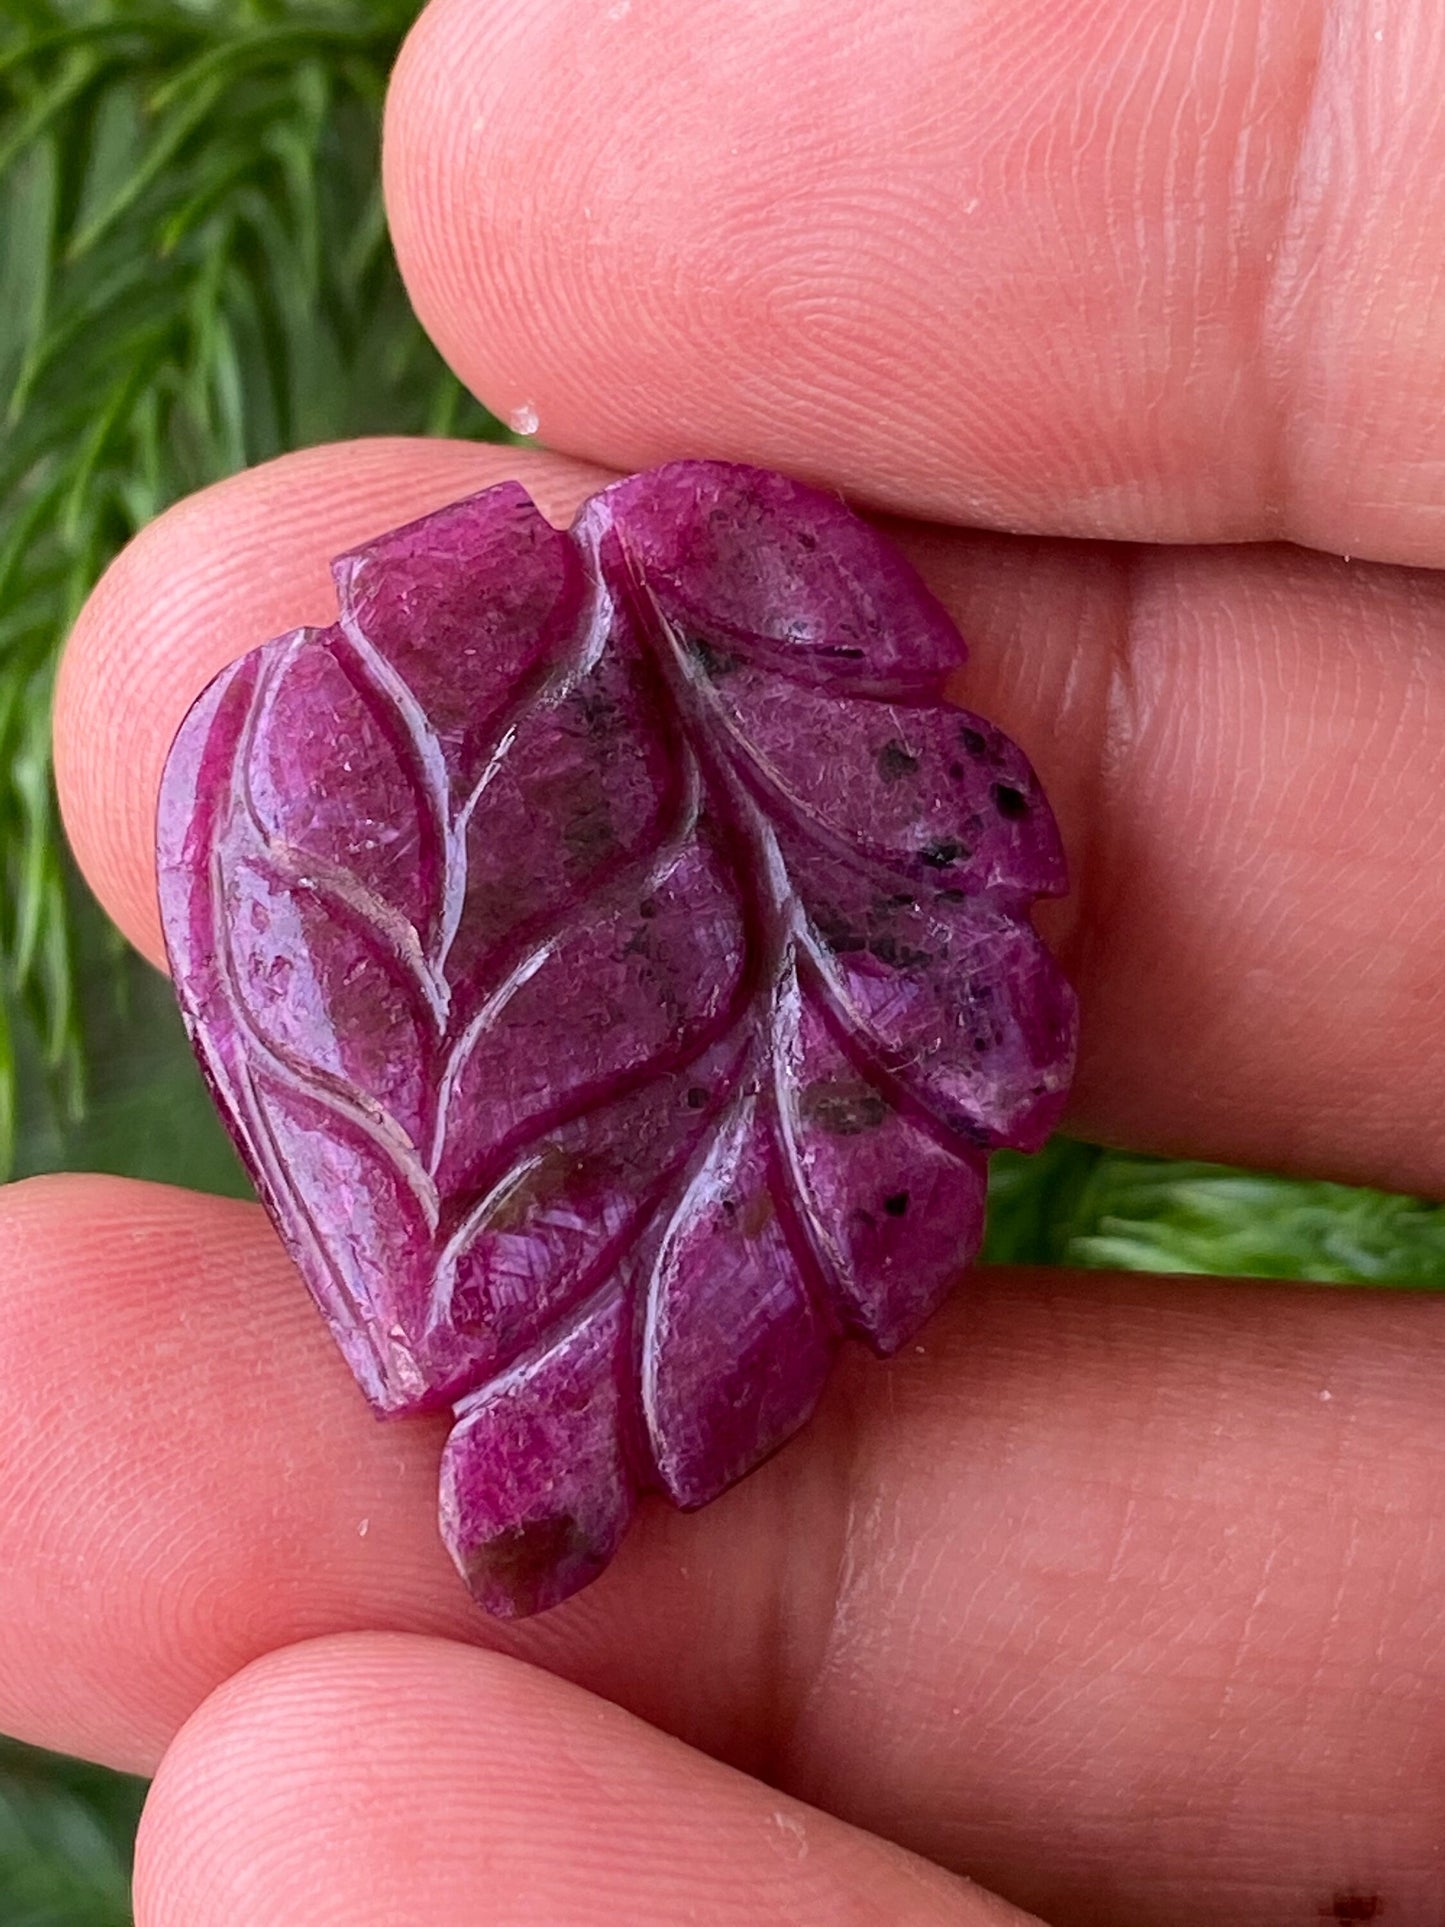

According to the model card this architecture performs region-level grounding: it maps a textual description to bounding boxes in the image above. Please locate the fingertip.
[383,0,1445,563]
[135,1633,1022,1927]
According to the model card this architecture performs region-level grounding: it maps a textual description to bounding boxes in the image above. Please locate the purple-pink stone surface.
[157,460,1077,1616]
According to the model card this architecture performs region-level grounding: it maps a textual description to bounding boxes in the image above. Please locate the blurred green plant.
[983,1142,1445,1284]
[0,0,504,1173]
[0,1739,145,1927]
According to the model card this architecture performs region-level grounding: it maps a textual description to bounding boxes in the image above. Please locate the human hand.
[6,1,1445,1920]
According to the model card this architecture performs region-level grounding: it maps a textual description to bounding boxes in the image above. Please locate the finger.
[383,0,1445,565]
[133,1635,1030,1927]
[6,1176,1445,1927]
[57,441,1445,1192]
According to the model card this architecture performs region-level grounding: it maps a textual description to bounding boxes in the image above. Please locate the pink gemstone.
[157,461,1077,1615]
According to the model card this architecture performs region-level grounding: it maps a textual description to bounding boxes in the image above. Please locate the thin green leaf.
[0,990,14,1176]
[145,23,374,111]
[0,48,101,180]
[0,137,57,402]
[70,73,145,238]
[11,692,56,981]
[56,360,153,545]
[65,70,225,260]
[0,17,201,87]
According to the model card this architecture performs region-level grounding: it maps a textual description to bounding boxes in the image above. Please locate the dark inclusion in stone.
[156,460,1078,1617]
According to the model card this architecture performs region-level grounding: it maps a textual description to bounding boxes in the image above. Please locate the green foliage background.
[0,0,1441,1916]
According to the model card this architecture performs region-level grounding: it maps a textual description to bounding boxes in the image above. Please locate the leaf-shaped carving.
[158,460,1078,1615]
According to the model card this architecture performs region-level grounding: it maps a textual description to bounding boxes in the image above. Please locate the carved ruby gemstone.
[157,461,1076,1615]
